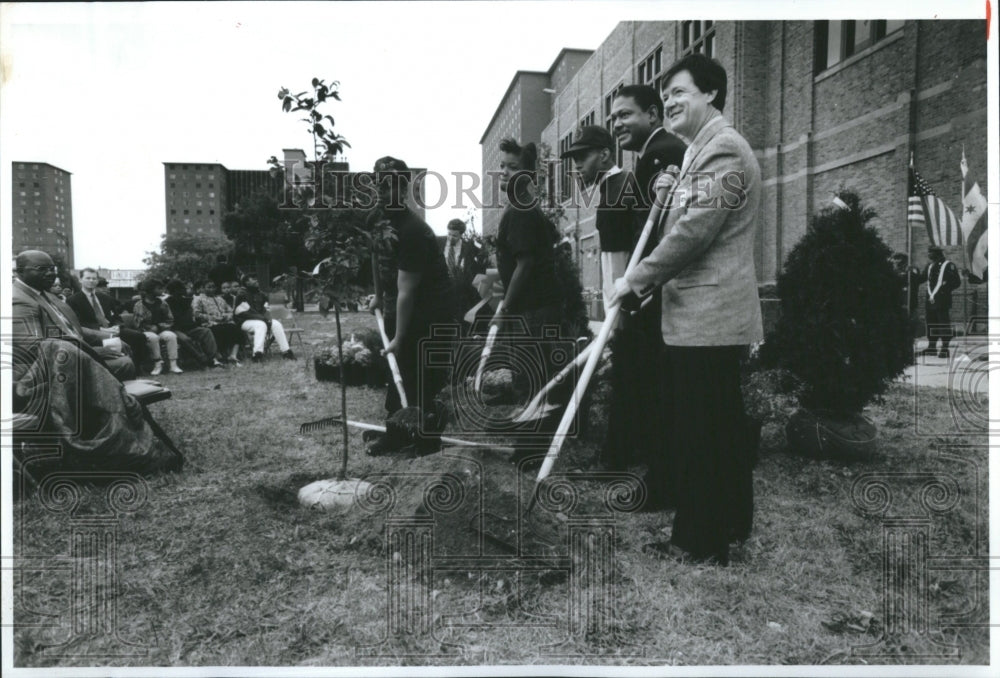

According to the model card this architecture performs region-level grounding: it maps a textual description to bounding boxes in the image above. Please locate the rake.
[299,416,513,451]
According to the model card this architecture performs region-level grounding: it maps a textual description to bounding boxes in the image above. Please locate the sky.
[0,1,989,270]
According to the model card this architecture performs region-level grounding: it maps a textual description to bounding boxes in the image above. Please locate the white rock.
[298,478,374,509]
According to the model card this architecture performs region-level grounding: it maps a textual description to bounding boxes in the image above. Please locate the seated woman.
[131,278,182,375]
[165,278,222,368]
[192,279,243,364]
[14,337,180,476]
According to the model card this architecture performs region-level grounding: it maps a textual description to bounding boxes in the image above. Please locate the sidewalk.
[903,338,991,393]
[586,321,989,395]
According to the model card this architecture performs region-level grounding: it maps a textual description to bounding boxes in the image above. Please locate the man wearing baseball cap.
[367,156,456,455]
[561,125,662,479]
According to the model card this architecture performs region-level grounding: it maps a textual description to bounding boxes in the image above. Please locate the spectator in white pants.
[233,274,296,362]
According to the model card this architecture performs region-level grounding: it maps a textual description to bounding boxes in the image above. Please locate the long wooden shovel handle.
[474,321,500,392]
[375,308,408,409]
[513,341,595,423]
[531,184,671,492]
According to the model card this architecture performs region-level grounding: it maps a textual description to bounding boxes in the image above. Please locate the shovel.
[526,182,672,511]
[375,308,408,408]
[512,339,595,424]
[370,250,409,408]
[473,318,501,393]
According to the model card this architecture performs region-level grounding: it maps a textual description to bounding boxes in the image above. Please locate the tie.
[90,292,109,327]
[448,244,458,274]
[38,292,82,339]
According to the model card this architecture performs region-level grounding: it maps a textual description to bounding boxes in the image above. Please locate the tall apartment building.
[162,162,229,236]
[164,150,425,238]
[11,161,75,267]
[483,20,987,323]
[479,49,593,237]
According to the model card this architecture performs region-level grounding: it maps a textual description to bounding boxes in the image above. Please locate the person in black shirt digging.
[366,156,456,456]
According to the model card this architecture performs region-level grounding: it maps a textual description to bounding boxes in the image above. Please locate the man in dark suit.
[441,218,487,326]
[921,245,961,358]
[612,54,763,565]
[611,84,687,210]
[12,250,136,382]
[609,85,687,500]
[68,267,149,368]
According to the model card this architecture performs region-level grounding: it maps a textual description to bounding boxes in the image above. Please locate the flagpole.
[906,153,913,320]
[959,146,970,334]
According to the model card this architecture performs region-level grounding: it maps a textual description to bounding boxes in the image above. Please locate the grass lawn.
[11,308,989,667]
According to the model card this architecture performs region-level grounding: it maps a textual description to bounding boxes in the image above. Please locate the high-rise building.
[162,162,229,236]
[165,151,427,239]
[11,161,75,267]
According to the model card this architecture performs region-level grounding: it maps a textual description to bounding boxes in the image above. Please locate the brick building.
[11,161,75,267]
[479,49,593,237]
[483,20,988,325]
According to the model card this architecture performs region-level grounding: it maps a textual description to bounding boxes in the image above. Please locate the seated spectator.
[68,267,150,370]
[12,250,136,382]
[233,274,296,362]
[13,337,180,475]
[48,278,67,301]
[192,280,243,364]
[221,280,239,307]
[132,278,182,376]
[165,278,222,368]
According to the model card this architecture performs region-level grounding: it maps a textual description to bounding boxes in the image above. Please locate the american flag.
[908,164,961,246]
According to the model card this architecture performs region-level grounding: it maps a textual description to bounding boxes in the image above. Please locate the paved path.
[587,320,990,395]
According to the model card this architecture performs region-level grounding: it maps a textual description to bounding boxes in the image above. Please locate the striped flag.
[960,150,988,280]
[909,163,961,246]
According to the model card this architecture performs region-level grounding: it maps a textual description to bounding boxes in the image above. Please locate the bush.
[314,329,387,386]
[761,192,909,413]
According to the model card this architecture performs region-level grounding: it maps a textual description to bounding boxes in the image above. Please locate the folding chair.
[269,305,305,347]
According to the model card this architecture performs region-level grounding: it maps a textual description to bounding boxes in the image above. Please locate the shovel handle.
[375,308,408,409]
[531,184,671,490]
[513,341,595,423]
[474,322,500,392]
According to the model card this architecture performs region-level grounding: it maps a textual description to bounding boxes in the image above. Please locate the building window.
[681,21,715,58]
[196,210,202,215]
[580,110,595,128]
[170,182,175,188]
[208,182,214,188]
[815,20,904,72]
[637,45,664,90]
[183,209,189,215]
[558,132,574,202]
[170,209,176,215]
[209,210,215,215]
[195,183,201,188]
